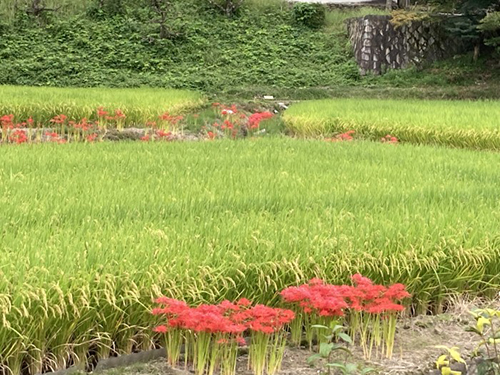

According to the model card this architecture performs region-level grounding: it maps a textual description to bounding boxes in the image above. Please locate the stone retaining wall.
[346,15,463,75]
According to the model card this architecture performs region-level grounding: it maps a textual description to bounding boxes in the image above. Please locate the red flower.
[154,325,168,333]
[50,114,67,124]
[97,107,108,118]
[237,298,252,307]
[248,112,273,130]
[115,109,126,119]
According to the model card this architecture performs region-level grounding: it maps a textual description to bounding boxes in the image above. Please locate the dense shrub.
[292,3,326,29]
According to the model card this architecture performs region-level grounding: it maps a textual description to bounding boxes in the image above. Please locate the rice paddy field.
[2,138,500,373]
[0,86,205,126]
[283,98,500,150]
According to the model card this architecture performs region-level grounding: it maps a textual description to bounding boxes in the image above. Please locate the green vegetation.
[2,138,500,373]
[0,86,205,125]
[283,98,500,150]
[0,0,497,97]
[0,1,361,92]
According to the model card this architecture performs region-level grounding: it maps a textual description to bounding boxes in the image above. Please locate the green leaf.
[326,363,347,369]
[330,344,353,355]
[465,326,482,335]
[477,317,491,334]
[307,353,323,365]
[319,342,334,358]
[338,332,353,343]
[448,348,466,365]
[311,324,329,330]
[331,324,345,333]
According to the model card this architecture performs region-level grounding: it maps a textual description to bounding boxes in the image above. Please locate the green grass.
[283,98,500,150]
[324,7,388,33]
[0,86,205,126]
[1,138,500,373]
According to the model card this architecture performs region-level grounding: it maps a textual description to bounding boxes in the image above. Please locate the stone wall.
[346,15,462,75]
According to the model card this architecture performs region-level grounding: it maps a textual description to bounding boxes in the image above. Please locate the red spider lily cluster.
[97,107,126,122]
[1,104,275,145]
[381,134,398,144]
[325,130,355,142]
[248,112,273,130]
[282,275,408,316]
[281,275,408,316]
[204,104,273,140]
[152,298,294,375]
[1,112,104,144]
[281,275,410,359]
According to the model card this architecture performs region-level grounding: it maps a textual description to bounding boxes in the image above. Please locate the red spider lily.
[73,118,95,131]
[114,109,126,119]
[1,114,14,125]
[237,298,251,307]
[27,117,34,126]
[381,134,398,144]
[281,275,409,316]
[207,131,216,140]
[325,130,356,142]
[140,135,150,142]
[45,132,66,144]
[153,298,294,335]
[223,120,234,129]
[9,129,28,144]
[248,112,273,129]
[154,325,168,333]
[86,133,98,142]
[50,114,67,124]
[97,107,108,118]
[159,112,183,125]
[156,130,173,140]
[212,102,220,107]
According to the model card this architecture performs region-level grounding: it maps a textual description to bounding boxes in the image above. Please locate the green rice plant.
[1,139,500,373]
[0,86,205,127]
[283,98,500,151]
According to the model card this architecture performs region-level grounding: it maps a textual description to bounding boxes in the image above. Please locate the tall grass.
[325,7,389,33]
[0,86,205,127]
[283,98,500,150]
[1,138,500,373]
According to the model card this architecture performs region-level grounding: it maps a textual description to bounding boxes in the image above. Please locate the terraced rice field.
[1,138,500,373]
[0,86,205,126]
[283,98,500,150]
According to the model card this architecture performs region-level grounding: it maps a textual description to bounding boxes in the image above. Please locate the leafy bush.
[479,12,500,57]
[292,3,325,29]
[205,0,244,17]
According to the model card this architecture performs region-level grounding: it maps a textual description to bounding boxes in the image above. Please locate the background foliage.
[0,0,498,95]
[0,0,362,92]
